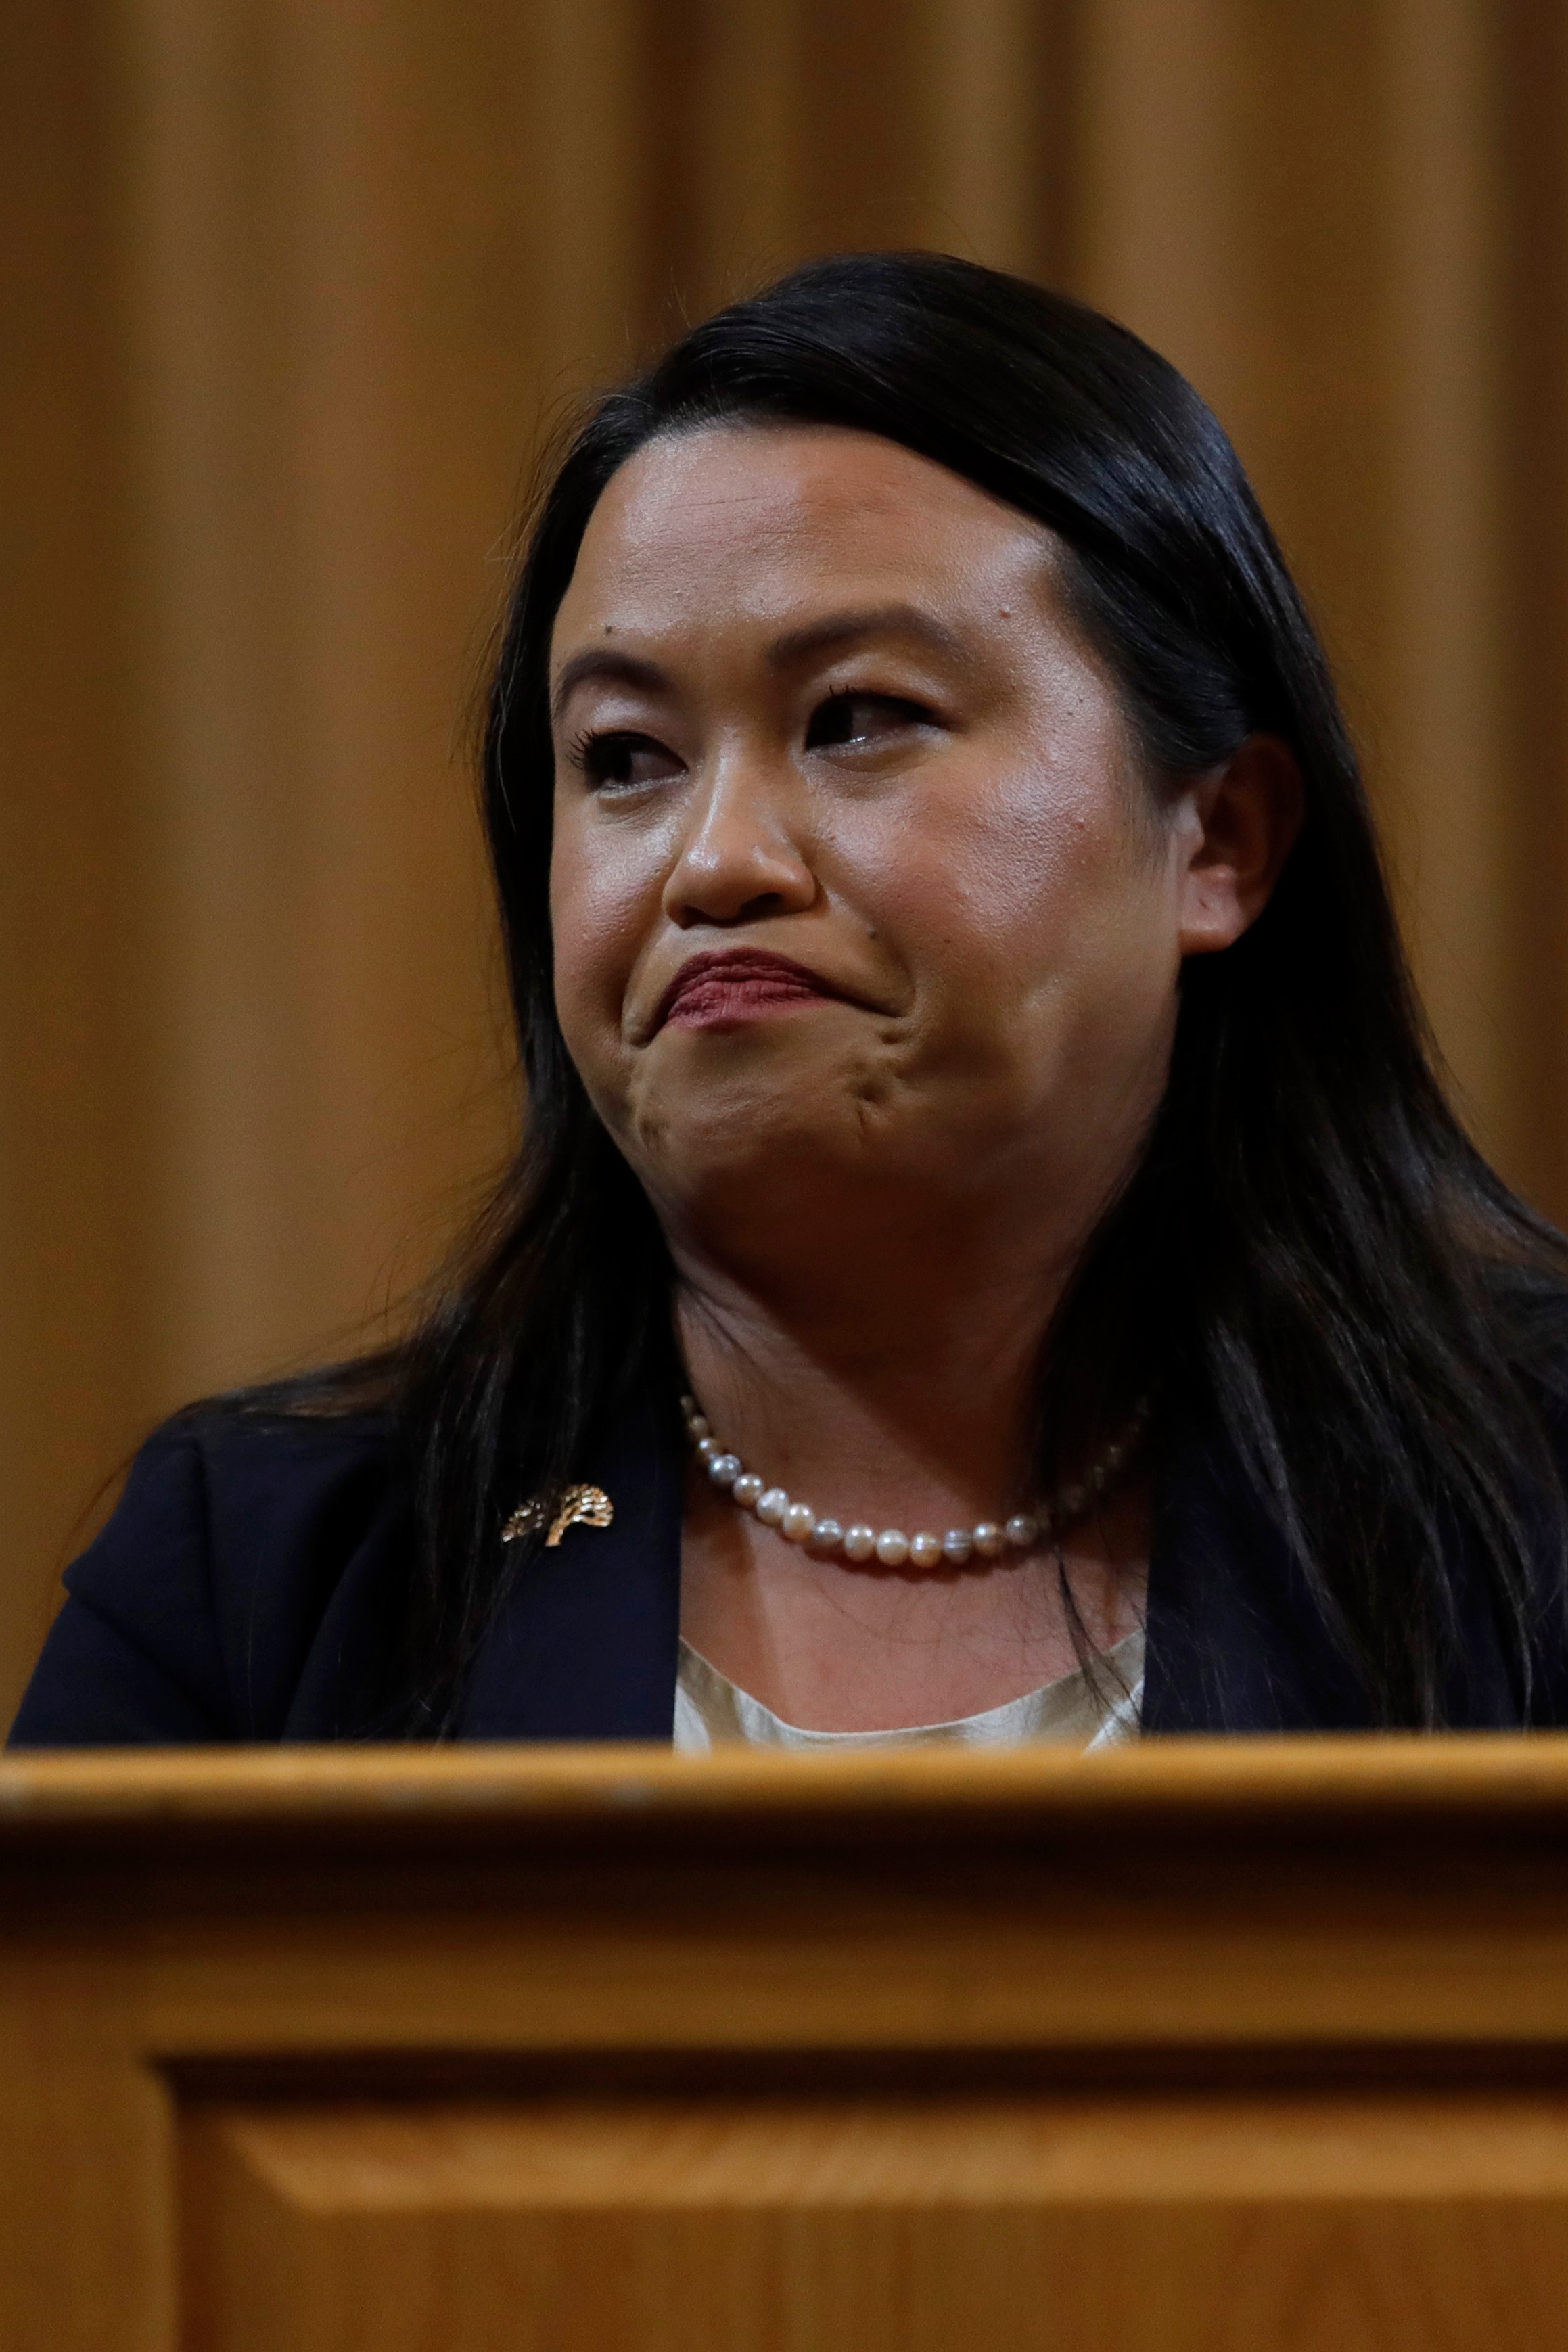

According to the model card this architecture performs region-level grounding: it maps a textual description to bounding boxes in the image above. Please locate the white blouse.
[674,1626,1144,1753]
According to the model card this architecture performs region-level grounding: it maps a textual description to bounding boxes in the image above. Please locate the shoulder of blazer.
[8,1410,411,1748]
[1145,1285,1568,1736]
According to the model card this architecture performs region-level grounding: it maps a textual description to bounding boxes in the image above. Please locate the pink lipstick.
[656,949,844,1032]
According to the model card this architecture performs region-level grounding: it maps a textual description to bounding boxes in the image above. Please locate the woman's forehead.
[553,421,1059,655]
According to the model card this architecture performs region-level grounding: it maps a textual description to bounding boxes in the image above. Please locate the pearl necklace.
[680,1391,1143,1567]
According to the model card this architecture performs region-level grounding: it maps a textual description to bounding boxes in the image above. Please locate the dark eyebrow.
[764,604,970,670]
[549,604,969,727]
[550,648,669,726]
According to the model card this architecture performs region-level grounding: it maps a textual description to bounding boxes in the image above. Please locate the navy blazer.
[9,1396,1563,1745]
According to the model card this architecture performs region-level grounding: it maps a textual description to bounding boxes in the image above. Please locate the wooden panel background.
[181,2096,1568,2351]
[7,1740,1568,2351]
[4,0,1568,1722]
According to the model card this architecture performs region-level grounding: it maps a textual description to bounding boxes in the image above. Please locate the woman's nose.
[662,762,818,930]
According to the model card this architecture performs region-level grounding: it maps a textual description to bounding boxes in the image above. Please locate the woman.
[14,251,1568,1749]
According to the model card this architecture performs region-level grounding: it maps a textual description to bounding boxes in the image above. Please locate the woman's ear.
[1176,733,1304,956]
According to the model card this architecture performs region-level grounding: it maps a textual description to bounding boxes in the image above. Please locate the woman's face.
[548,423,1216,1258]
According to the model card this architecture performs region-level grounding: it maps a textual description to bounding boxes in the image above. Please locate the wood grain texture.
[182,2098,1568,2352]
[7,1731,1568,1827]
[7,1743,1568,2348]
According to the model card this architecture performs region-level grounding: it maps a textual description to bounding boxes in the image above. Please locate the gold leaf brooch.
[501,1483,614,1549]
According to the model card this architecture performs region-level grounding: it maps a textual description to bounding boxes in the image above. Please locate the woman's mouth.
[655,950,846,1032]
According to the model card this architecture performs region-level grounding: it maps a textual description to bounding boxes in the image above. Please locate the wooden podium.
[7,1742,1568,2351]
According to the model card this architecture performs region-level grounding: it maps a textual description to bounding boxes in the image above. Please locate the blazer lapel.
[456,1398,683,1740]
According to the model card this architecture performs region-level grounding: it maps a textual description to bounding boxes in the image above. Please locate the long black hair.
[273,250,1568,1730]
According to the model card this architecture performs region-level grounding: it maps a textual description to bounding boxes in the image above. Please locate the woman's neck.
[671,1220,1074,1534]
[672,1234,1149,1732]
[667,1186,1149,1734]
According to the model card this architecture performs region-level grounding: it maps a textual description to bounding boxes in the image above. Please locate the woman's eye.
[805,692,932,751]
[575,732,681,791]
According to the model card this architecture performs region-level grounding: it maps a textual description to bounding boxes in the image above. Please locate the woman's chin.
[618,1092,887,1228]
[624,1091,1015,1260]
[618,1036,890,1165]
[631,1099,869,1191]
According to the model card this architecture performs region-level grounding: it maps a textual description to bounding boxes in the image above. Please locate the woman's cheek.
[908,777,1097,984]
[551,829,655,1060]
[551,828,616,1052]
